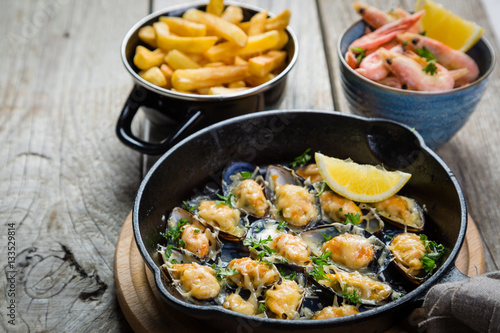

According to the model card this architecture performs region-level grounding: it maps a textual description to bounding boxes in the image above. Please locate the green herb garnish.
[419,30,427,36]
[311,251,331,266]
[278,267,296,280]
[310,264,330,282]
[342,288,361,304]
[214,266,239,281]
[277,209,284,216]
[344,212,361,225]
[423,61,438,75]
[243,236,277,261]
[182,201,196,212]
[215,193,236,208]
[164,244,174,260]
[290,148,312,168]
[316,182,327,196]
[258,303,267,314]
[416,46,438,76]
[321,233,333,242]
[402,40,408,51]
[420,234,447,274]
[240,171,253,180]
[162,218,190,247]
[351,47,367,63]
[277,220,287,230]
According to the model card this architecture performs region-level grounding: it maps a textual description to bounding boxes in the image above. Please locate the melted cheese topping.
[198,200,241,233]
[322,270,392,303]
[223,293,256,316]
[296,164,323,183]
[265,279,303,319]
[322,233,375,270]
[319,191,362,222]
[234,179,268,217]
[171,263,220,300]
[180,225,210,258]
[373,195,423,228]
[270,234,311,266]
[389,233,425,276]
[275,184,317,227]
[227,257,280,290]
[312,304,359,319]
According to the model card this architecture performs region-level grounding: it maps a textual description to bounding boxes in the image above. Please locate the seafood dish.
[156,152,447,320]
[346,2,479,91]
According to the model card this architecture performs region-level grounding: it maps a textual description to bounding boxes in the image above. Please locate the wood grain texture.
[0,0,148,332]
[114,212,485,333]
[319,0,500,272]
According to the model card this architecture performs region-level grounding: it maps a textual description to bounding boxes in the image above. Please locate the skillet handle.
[116,85,204,155]
[411,265,469,307]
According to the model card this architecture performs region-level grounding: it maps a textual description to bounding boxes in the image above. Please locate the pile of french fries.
[133,0,291,95]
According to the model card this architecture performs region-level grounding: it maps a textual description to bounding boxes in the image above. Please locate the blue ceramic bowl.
[338,19,496,148]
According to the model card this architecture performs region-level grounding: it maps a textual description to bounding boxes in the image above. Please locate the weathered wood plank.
[0,0,149,332]
[319,0,500,271]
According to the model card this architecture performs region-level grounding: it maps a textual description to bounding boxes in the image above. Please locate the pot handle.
[116,85,203,155]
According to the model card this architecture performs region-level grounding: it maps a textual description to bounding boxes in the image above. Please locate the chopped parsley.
[416,46,438,76]
[182,201,196,212]
[310,264,330,282]
[239,171,253,180]
[214,266,239,281]
[351,47,367,63]
[311,251,331,266]
[290,148,312,168]
[243,236,277,261]
[423,61,438,75]
[316,182,327,196]
[419,30,427,36]
[277,220,287,230]
[321,233,333,242]
[162,218,190,248]
[164,244,174,260]
[258,303,267,314]
[215,193,236,208]
[342,288,361,304]
[278,267,296,280]
[344,212,361,225]
[420,234,447,274]
[277,208,284,216]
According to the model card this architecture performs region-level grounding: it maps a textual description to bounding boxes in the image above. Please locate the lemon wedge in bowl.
[315,152,411,203]
[415,0,484,52]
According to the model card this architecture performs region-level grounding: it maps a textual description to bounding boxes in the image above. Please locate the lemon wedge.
[415,0,484,52]
[315,152,411,203]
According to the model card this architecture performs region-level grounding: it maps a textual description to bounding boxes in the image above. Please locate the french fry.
[222,6,243,24]
[134,46,166,70]
[233,56,248,65]
[209,86,249,95]
[248,50,287,77]
[139,67,167,87]
[204,62,226,67]
[183,8,248,47]
[206,0,224,16]
[228,80,247,88]
[157,35,218,53]
[138,26,157,47]
[164,49,202,69]
[239,9,291,32]
[160,64,173,88]
[247,10,268,36]
[245,72,276,87]
[172,65,249,91]
[153,22,170,41]
[204,30,280,62]
[272,30,289,50]
[265,9,291,31]
[159,16,207,37]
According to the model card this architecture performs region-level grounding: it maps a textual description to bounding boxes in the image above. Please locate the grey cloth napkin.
[421,271,500,333]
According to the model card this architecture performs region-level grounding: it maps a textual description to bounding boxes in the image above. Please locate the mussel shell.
[370,195,425,231]
[301,223,392,275]
[383,231,436,284]
[265,165,322,232]
[222,161,270,218]
[306,265,393,306]
[164,207,222,263]
[245,219,312,267]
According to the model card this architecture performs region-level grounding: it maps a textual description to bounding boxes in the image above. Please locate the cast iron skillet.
[133,110,467,333]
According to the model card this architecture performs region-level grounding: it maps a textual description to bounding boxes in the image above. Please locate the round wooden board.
[114,213,485,333]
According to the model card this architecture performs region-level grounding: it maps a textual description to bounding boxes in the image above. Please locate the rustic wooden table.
[1,0,498,332]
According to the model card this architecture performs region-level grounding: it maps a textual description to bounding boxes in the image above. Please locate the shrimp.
[377,75,403,89]
[346,11,425,69]
[269,234,311,266]
[378,48,455,91]
[357,44,403,81]
[180,224,209,258]
[353,1,394,29]
[397,32,479,87]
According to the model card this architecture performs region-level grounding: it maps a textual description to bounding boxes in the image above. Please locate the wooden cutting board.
[113,213,485,333]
